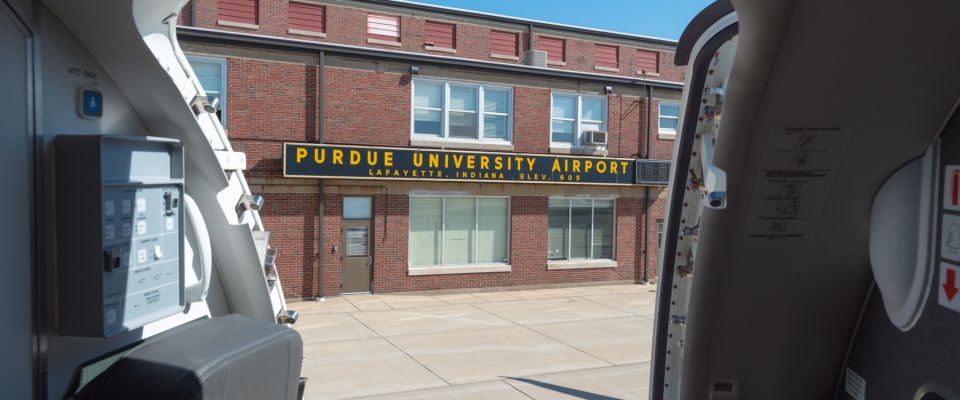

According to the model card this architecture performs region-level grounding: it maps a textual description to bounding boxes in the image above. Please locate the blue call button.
[80,88,103,119]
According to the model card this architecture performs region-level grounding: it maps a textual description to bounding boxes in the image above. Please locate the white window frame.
[408,195,511,267]
[550,92,608,147]
[658,101,680,136]
[411,78,513,144]
[186,55,228,127]
[547,197,616,261]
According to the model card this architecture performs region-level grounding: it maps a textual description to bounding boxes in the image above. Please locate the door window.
[343,197,372,220]
[345,227,369,256]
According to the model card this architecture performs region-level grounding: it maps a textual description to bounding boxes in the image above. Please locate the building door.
[341,197,372,293]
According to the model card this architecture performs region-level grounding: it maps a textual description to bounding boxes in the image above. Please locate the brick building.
[176,0,685,300]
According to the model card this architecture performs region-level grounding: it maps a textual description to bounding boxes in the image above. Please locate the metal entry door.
[341,220,372,293]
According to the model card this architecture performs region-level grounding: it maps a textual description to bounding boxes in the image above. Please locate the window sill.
[409,264,512,276]
[411,138,514,152]
[594,66,620,73]
[547,60,567,67]
[547,260,617,270]
[490,53,520,61]
[549,145,608,156]
[217,20,259,30]
[425,45,456,54]
[368,38,402,47]
[635,70,660,77]
[288,29,326,38]
[658,131,677,140]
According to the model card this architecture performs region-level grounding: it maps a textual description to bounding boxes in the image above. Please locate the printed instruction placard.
[844,368,866,400]
[745,127,854,240]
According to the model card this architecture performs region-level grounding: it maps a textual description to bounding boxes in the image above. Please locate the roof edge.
[362,0,680,46]
[177,26,684,90]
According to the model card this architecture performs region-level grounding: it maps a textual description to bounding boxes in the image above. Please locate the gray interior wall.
[0,2,34,399]
[2,1,171,397]
[37,6,156,397]
[840,114,960,400]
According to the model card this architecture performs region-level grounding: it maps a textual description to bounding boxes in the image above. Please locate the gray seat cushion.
[77,314,303,400]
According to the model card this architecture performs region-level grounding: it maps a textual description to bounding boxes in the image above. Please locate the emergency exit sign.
[636,160,672,185]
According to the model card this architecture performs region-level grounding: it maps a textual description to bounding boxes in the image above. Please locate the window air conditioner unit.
[583,130,608,146]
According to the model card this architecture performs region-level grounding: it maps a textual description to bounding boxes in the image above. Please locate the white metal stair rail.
[162,6,291,321]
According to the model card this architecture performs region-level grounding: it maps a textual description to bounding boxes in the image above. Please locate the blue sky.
[405,0,714,40]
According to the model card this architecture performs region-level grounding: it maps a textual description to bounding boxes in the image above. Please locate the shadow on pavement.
[504,377,621,400]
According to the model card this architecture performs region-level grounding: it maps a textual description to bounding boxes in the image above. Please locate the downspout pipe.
[527,23,534,53]
[643,84,652,283]
[317,50,325,300]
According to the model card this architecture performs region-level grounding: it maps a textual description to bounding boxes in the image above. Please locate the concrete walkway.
[294,284,657,400]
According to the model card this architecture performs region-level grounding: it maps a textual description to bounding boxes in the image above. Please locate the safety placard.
[942,214,960,263]
[745,127,853,240]
[944,166,960,211]
[939,262,960,311]
[844,368,865,400]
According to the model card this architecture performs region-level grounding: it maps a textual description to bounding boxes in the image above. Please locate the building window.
[409,197,509,267]
[538,36,566,63]
[551,93,606,146]
[424,20,456,50]
[656,219,664,249]
[367,13,400,42]
[218,0,258,27]
[412,79,513,143]
[635,49,659,74]
[343,197,372,220]
[659,101,680,134]
[548,199,615,261]
[594,43,619,70]
[490,30,519,57]
[288,1,326,35]
[187,55,227,126]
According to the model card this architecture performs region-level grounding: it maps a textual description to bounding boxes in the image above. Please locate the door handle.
[367,256,372,266]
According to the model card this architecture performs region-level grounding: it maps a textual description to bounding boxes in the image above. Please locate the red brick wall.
[259,192,321,298]
[607,94,644,158]
[320,193,342,296]
[512,86,550,153]
[179,2,194,26]
[658,51,686,82]
[226,57,320,179]
[323,67,410,146]
[370,195,409,291]
[182,0,684,83]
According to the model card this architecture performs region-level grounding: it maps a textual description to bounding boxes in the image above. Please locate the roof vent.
[522,50,548,68]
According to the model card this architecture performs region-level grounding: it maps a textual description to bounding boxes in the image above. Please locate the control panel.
[55,135,185,337]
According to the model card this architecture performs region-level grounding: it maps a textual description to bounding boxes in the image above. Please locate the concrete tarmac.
[294,284,657,400]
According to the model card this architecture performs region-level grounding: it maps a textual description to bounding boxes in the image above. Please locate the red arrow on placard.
[945,268,959,301]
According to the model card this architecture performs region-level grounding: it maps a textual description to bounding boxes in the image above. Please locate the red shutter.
[424,21,456,49]
[289,2,325,33]
[490,30,519,56]
[635,49,659,73]
[367,14,400,42]
[219,0,258,25]
[594,44,619,69]
[538,36,566,62]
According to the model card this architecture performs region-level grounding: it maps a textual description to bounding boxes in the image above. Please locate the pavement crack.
[346,312,453,387]
[466,303,616,367]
